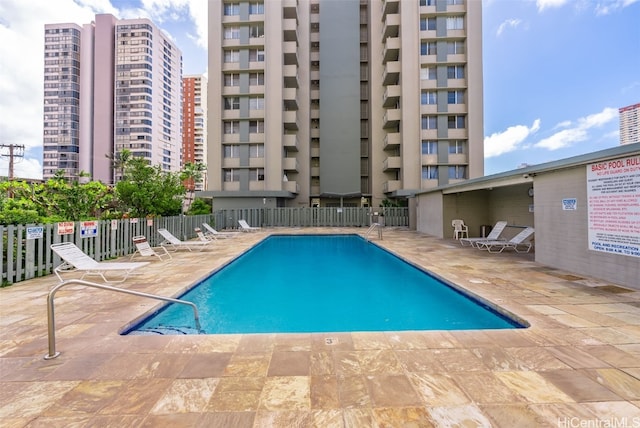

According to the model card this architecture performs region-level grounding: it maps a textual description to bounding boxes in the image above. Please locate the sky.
[0,0,638,180]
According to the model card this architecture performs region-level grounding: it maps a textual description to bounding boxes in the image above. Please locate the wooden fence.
[1,207,408,285]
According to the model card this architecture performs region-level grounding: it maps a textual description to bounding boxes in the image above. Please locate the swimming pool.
[125,234,526,335]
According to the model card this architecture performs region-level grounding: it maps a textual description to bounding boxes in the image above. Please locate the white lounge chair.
[451,219,469,239]
[459,221,508,247]
[157,228,213,251]
[238,219,261,232]
[194,227,215,241]
[202,222,239,239]
[51,242,149,283]
[476,227,535,253]
[131,235,172,261]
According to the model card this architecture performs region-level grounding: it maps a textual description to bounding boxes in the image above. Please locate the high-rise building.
[619,103,640,145]
[182,75,208,191]
[205,0,483,208]
[43,14,183,183]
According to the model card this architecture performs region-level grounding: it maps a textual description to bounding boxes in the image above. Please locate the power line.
[0,144,25,180]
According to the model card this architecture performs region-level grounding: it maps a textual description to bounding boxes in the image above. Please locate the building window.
[249,120,264,133]
[249,96,264,110]
[446,17,464,30]
[421,140,438,155]
[447,0,464,5]
[421,115,437,130]
[250,24,264,38]
[224,169,240,182]
[421,91,437,105]
[447,41,465,55]
[448,115,466,129]
[224,73,240,86]
[420,0,435,5]
[448,165,466,179]
[249,2,264,14]
[224,145,240,158]
[420,41,437,56]
[224,3,239,16]
[447,90,465,104]
[249,49,265,62]
[250,168,265,181]
[422,166,438,179]
[250,72,264,85]
[250,144,264,158]
[420,17,436,31]
[420,66,437,80]
[224,121,239,134]
[224,26,240,40]
[447,65,465,79]
[449,140,465,154]
[224,50,239,63]
[224,97,240,110]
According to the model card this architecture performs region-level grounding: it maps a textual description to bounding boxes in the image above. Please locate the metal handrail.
[44,279,202,359]
[365,222,383,241]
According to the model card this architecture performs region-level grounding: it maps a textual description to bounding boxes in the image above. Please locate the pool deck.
[1,227,639,427]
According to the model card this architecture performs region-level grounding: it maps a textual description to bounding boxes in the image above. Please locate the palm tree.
[180,162,206,213]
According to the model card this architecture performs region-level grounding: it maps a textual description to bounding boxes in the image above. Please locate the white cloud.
[536,0,571,12]
[484,119,541,158]
[595,0,640,15]
[496,18,522,36]
[534,107,618,150]
[0,157,43,180]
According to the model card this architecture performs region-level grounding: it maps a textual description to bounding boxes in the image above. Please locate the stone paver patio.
[1,228,639,427]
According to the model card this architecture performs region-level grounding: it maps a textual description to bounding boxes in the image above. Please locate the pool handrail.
[44,279,201,360]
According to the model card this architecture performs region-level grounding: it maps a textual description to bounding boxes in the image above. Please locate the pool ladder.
[44,279,202,360]
[365,222,383,241]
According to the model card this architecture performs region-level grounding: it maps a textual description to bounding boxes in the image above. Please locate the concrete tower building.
[43,14,182,184]
[205,0,483,208]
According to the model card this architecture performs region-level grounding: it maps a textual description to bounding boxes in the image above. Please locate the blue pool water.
[125,235,525,335]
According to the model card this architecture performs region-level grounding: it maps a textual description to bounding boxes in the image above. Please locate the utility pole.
[0,144,25,180]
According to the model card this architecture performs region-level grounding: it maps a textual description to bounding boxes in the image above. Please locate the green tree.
[180,162,206,213]
[115,151,184,217]
[187,198,212,215]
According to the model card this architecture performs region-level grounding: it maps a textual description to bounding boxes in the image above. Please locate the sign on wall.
[587,155,640,257]
[80,221,98,238]
[57,222,74,235]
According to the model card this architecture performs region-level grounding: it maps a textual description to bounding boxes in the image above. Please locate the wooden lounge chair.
[131,235,172,261]
[476,227,535,253]
[51,242,149,283]
[157,228,213,252]
[459,221,508,247]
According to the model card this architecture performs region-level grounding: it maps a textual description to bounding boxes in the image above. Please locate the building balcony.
[310,32,319,43]
[310,88,320,100]
[249,181,265,191]
[310,128,320,138]
[283,0,298,19]
[449,153,467,165]
[249,133,264,143]
[382,61,400,86]
[419,54,437,65]
[283,157,299,172]
[381,0,399,18]
[310,51,320,63]
[382,13,400,39]
[310,147,320,157]
[249,85,265,95]
[222,158,240,169]
[310,108,319,119]
[383,180,401,193]
[382,85,401,108]
[283,180,299,193]
[283,110,298,130]
[222,38,241,49]
[420,79,437,90]
[382,37,400,63]
[382,109,401,129]
[311,185,321,195]
[448,129,468,139]
[222,62,241,73]
[383,156,401,171]
[223,182,241,191]
[249,158,265,168]
[447,104,467,114]
[447,53,466,63]
[283,134,299,151]
[283,87,299,110]
[310,166,320,177]
[283,65,299,88]
[420,104,437,114]
[283,41,298,66]
[383,132,400,150]
[283,18,298,42]
[222,110,240,120]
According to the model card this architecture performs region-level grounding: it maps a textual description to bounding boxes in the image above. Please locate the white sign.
[57,222,74,235]
[562,198,577,211]
[26,226,44,240]
[111,219,118,230]
[587,155,640,258]
[80,221,98,238]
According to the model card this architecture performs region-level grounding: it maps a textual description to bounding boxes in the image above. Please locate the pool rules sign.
[587,155,640,257]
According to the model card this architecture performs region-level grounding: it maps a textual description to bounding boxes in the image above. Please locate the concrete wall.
[416,192,444,237]
[534,165,639,289]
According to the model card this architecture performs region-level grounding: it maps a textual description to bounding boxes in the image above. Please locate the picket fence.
[1,207,408,285]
